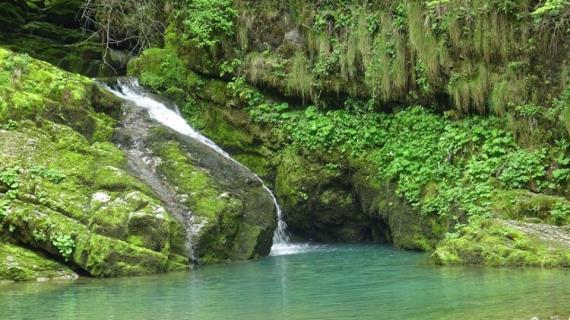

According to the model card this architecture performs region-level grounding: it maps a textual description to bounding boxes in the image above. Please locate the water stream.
[104,78,297,256]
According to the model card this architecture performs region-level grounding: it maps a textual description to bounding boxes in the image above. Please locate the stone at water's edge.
[0,241,78,282]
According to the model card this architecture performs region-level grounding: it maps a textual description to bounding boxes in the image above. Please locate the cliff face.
[125,0,570,267]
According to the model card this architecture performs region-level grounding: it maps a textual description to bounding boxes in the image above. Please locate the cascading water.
[105,78,301,256]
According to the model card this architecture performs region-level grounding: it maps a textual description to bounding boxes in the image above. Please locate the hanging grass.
[287,51,313,102]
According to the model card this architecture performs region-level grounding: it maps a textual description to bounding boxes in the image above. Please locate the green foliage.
[51,234,75,261]
[180,0,237,48]
[415,59,431,93]
[131,49,187,91]
[550,201,570,225]
[1,119,18,130]
[553,153,570,183]
[220,58,242,77]
[532,0,568,18]
[0,166,21,222]
[245,88,558,220]
[498,149,546,189]
[30,166,66,184]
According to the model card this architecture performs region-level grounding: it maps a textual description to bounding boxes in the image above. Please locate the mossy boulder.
[492,190,570,225]
[0,48,190,279]
[0,241,78,283]
[140,125,276,263]
[433,218,570,267]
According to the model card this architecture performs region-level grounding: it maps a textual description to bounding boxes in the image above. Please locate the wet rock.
[275,148,370,242]
[112,93,277,263]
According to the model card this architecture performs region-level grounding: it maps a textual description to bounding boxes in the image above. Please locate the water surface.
[1,244,568,320]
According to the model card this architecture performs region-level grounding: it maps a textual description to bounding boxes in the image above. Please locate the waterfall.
[104,78,299,256]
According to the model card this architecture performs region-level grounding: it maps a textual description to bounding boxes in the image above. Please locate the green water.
[1,244,569,320]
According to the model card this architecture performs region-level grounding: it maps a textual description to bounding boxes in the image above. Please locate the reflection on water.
[1,244,568,320]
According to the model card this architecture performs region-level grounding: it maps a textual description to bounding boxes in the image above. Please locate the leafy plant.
[52,234,75,261]
[498,149,546,189]
[180,0,237,48]
[550,201,570,225]
[30,166,66,184]
[1,119,17,130]
[0,166,21,223]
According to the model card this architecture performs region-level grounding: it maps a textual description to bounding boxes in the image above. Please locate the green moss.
[128,48,187,93]
[94,166,150,193]
[0,241,77,282]
[433,218,570,267]
[491,190,569,224]
[233,153,270,178]
[152,141,227,220]
[126,235,146,247]
[230,223,262,259]
[0,47,112,137]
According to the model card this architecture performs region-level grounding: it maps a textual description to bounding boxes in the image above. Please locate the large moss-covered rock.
[0,48,190,278]
[492,190,570,226]
[113,107,277,263]
[433,218,570,267]
[0,241,77,282]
